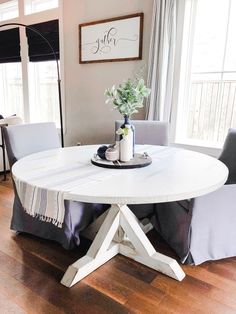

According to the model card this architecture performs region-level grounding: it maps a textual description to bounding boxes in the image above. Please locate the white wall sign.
[79,13,143,64]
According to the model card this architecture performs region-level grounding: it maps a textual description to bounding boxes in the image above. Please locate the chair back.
[2,122,61,168]
[115,120,169,145]
[219,128,236,184]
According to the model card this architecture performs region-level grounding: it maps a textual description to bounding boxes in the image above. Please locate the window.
[28,61,59,124]
[175,0,236,147]
[24,0,58,15]
[0,0,18,21]
[0,1,61,127]
[0,26,23,118]
[26,19,60,126]
[0,63,23,117]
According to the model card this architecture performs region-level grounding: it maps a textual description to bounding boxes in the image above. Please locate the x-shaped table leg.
[61,204,185,287]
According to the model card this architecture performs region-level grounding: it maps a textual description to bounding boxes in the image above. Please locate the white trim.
[178,0,197,140]
[19,27,30,122]
[170,0,186,143]
[58,0,66,134]
[171,0,198,143]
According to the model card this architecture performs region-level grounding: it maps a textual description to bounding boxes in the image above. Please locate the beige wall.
[62,0,154,146]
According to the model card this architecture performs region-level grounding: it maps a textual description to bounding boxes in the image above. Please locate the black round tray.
[91,153,152,169]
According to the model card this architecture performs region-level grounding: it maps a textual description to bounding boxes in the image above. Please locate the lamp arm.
[0,22,64,147]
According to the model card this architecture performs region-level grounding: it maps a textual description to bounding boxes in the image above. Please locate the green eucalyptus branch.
[105,78,151,118]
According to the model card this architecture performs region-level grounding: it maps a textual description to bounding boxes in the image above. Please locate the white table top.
[12,145,228,205]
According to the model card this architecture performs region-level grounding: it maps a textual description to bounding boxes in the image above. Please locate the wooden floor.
[1,175,236,314]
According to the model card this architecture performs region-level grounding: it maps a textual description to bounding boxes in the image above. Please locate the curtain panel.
[146,0,177,122]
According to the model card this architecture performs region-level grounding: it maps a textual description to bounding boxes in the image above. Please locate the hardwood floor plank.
[152,272,236,313]
[204,260,236,281]
[0,289,26,314]
[125,293,200,314]
[185,265,236,293]
[0,269,64,314]
[86,260,165,301]
[108,254,157,283]
[0,248,129,314]
[83,258,165,306]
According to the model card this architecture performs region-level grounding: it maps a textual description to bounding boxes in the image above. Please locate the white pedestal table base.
[61,204,185,287]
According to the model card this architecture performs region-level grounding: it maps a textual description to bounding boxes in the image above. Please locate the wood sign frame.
[79,13,143,64]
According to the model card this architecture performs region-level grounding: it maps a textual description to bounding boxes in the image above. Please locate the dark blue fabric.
[3,125,107,250]
[219,128,236,184]
[154,200,194,263]
[11,185,103,249]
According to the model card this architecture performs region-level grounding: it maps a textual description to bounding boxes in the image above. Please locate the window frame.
[170,0,225,157]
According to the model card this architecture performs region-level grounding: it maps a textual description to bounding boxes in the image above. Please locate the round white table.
[12,145,228,287]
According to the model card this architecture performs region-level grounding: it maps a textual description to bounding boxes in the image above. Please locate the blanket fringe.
[23,208,63,228]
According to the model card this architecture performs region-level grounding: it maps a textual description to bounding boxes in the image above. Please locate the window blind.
[0,27,21,63]
[26,19,59,62]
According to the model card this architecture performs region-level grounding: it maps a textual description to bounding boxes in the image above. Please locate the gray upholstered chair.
[115,120,169,219]
[3,122,103,249]
[154,128,236,265]
[115,120,169,146]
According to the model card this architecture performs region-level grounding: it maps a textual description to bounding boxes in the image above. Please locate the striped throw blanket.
[14,179,65,227]
[13,164,120,228]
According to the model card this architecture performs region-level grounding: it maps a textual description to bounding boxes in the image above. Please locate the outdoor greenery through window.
[176,0,236,146]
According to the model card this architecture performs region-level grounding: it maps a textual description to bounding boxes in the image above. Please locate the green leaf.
[105,77,151,117]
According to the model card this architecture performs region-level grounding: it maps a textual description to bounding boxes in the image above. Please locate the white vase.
[119,125,134,162]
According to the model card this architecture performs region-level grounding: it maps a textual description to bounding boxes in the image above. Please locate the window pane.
[224,0,236,71]
[28,61,60,127]
[0,0,18,22]
[0,63,24,118]
[24,0,58,15]
[177,0,236,145]
[191,0,229,74]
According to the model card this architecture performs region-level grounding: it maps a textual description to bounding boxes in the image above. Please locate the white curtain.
[146,0,177,122]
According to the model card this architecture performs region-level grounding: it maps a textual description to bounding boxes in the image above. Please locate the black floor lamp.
[0,22,64,147]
